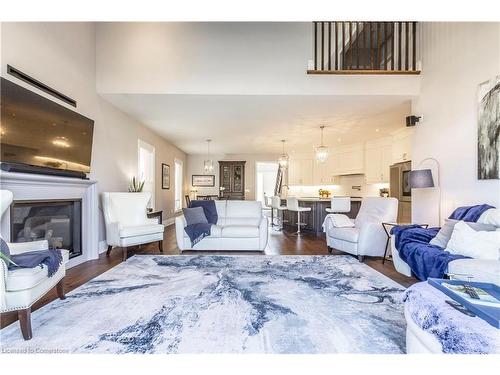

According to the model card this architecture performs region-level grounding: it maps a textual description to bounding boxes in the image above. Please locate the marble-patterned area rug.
[0,255,407,354]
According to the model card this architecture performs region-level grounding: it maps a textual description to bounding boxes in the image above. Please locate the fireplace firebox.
[10,199,82,258]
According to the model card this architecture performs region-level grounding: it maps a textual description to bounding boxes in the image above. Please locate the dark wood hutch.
[218,161,246,200]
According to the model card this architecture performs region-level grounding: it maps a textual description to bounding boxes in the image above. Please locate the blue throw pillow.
[183,206,209,226]
[190,200,218,224]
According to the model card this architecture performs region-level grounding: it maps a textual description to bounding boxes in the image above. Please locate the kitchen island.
[280,197,362,236]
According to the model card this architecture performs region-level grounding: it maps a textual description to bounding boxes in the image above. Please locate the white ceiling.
[102,94,412,155]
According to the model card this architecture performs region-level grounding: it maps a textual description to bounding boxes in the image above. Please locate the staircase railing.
[308,21,420,74]
[274,166,284,196]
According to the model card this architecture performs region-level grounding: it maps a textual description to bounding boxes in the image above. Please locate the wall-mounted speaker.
[406,115,421,127]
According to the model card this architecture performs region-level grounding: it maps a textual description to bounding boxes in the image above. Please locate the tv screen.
[0,77,94,174]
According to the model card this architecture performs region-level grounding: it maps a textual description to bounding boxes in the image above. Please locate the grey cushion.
[430,219,497,248]
[182,207,208,226]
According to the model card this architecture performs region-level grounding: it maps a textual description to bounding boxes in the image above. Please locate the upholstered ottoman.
[403,282,499,354]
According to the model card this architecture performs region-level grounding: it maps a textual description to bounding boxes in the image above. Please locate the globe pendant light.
[278,139,289,168]
[315,125,329,163]
[203,139,214,173]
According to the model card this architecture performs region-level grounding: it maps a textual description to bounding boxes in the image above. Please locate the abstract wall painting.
[478,76,500,180]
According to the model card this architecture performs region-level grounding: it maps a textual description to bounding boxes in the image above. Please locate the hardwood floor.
[0,224,417,329]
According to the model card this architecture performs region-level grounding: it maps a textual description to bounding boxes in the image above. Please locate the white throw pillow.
[478,208,500,227]
[329,214,355,228]
[446,221,500,260]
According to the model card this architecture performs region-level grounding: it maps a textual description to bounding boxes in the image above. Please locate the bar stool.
[286,197,311,235]
[325,196,351,214]
[271,196,287,230]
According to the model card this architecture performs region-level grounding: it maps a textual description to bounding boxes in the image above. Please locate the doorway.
[255,161,279,205]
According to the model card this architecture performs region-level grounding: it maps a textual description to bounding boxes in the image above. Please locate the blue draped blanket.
[1,238,63,277]
[184,200,218,247]
[391,225,466,280]
[391,204,493,281]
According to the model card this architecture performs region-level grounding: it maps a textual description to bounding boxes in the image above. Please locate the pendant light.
[278,139,289,168]
[315,125,329,163]
[203,139,214,173]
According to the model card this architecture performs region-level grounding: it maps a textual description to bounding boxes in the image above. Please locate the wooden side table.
[147,210,163,224]
[381,222,428,264]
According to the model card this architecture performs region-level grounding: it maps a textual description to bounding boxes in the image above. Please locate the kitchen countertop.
[284,196,363,202]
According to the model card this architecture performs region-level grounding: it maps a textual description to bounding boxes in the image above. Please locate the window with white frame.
[174,159,183,212]
[138,139,155,209]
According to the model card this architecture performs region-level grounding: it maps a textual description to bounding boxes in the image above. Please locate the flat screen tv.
[0,77,94,176]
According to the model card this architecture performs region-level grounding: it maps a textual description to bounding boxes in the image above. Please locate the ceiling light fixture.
[203,139,214,174]
[52,136,70,148]
[315,125,329,163]
[278,140,289,169]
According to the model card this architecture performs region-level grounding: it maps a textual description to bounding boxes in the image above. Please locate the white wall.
[0,22,187,245]
[412,23,500,226]
[187,153,280,200]
[96,22,420,96]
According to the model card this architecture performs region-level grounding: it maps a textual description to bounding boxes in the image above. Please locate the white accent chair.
[286,197,311,235]
[325,196,351,213]
[325,197,398,261]
[0,190,69,340]
[101,192,164,261]
[175,200,268,251]
[270,196,287,230]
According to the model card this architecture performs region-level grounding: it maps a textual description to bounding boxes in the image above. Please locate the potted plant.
[128,176,145,192]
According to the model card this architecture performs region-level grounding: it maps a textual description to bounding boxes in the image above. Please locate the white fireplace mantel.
[0,171,99,268]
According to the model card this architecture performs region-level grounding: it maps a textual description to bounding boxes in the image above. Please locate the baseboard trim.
[98,240,108,254]
[164,217,176,226]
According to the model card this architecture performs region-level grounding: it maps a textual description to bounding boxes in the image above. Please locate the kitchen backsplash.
[286,175,389,198]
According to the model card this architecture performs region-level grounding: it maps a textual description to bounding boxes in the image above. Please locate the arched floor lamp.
[409,158,441,225]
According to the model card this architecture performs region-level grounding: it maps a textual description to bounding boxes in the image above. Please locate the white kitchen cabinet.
[392,128,413,164]
[332,143,364,175]
[365,138,392,184]
[288,158,313,185]
[313,159,341,185]
[381,146,392,181]
[365,147,381,183]
[313,160,327,185]
[288,144,363,186]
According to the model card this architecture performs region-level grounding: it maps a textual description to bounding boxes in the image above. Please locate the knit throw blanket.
[1,238,63,277]
[403,282,499,354]
[184,200,218,247]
